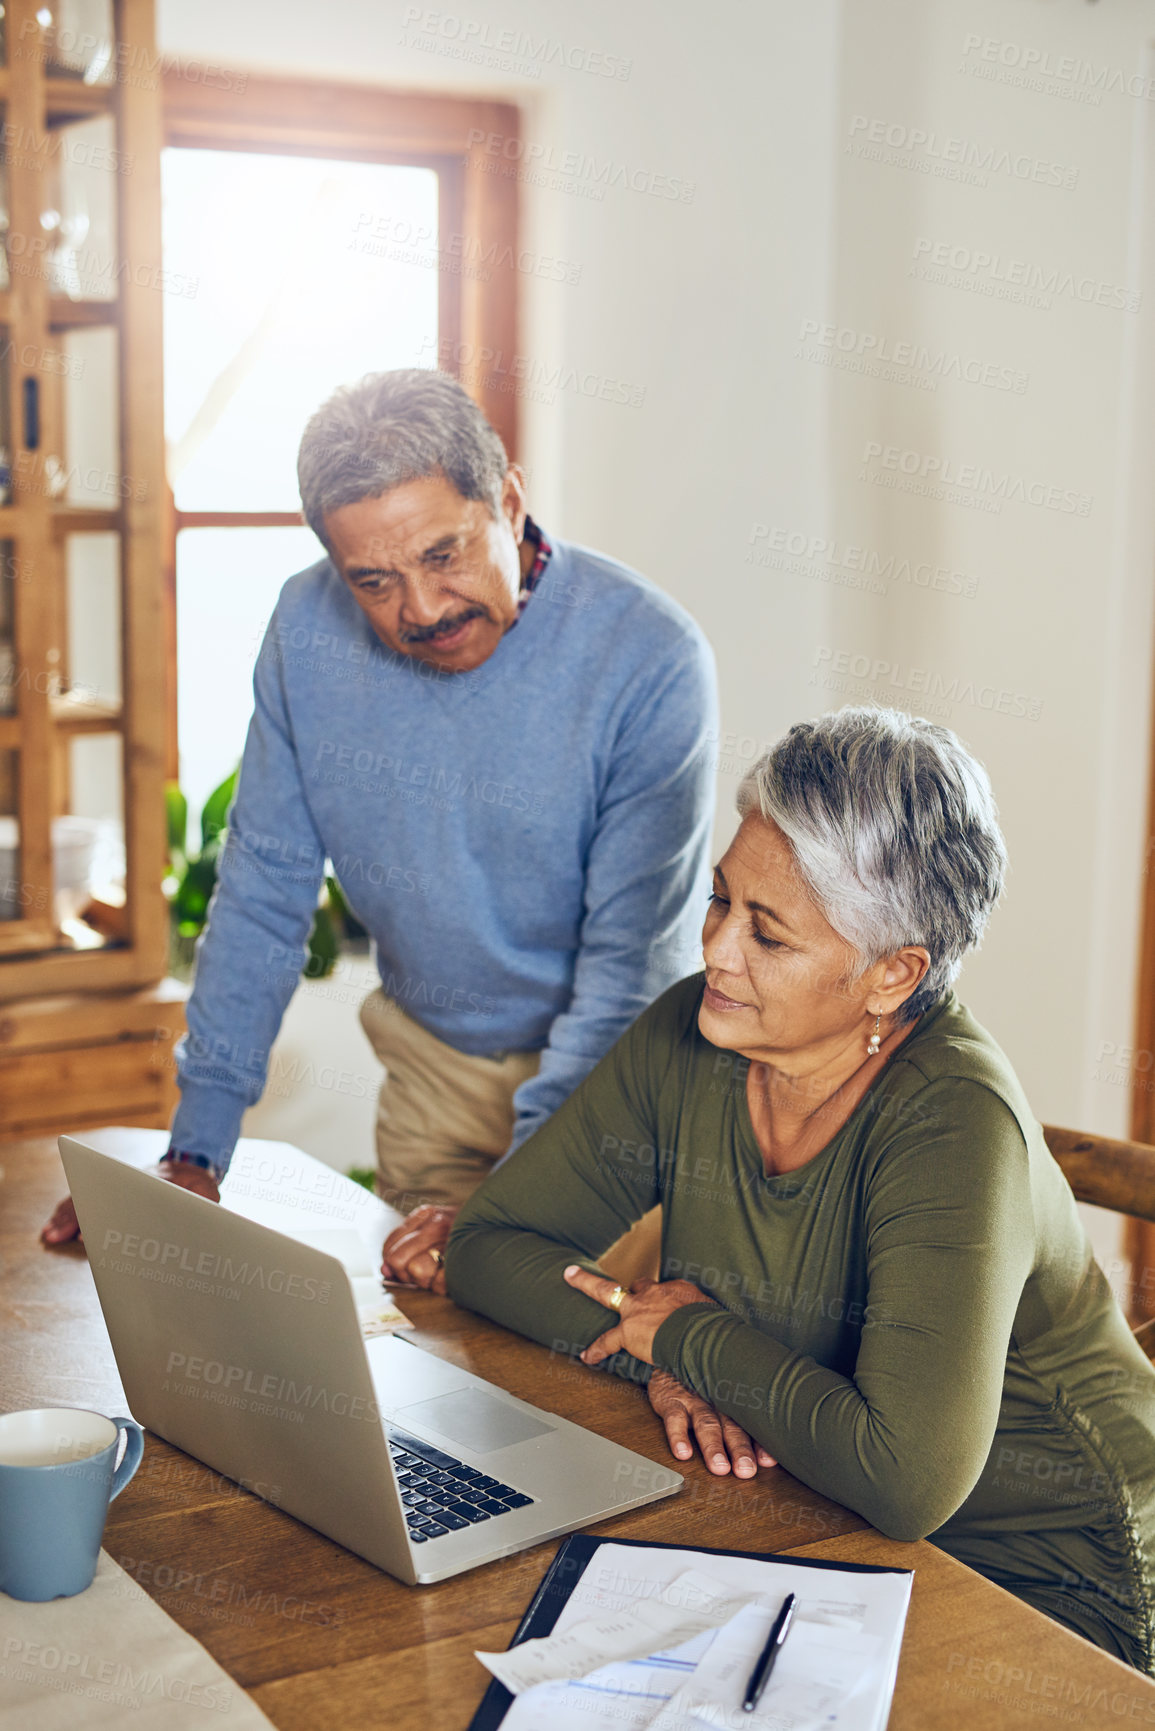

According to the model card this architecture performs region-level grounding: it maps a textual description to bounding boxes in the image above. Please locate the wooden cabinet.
[0,0,183,1134]
[0,977,184,1134]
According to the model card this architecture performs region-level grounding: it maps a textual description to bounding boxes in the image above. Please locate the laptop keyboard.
[388,1429,535,1544]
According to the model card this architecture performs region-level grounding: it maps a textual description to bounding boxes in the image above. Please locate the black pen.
[742,1592,796,1713]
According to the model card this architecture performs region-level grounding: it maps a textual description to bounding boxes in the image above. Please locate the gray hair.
[297,369,509,547]
[736,706,1007,1022]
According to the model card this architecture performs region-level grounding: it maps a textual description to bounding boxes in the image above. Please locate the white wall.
[825,1,1155,1148]
[159,1,1155,1253]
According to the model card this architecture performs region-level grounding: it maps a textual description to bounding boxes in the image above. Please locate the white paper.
[347,1274,413,1336]
[499,1625,720,1731]
[563,1544,905,1638]
[285,1230,414,1335]
[651,1602,883,1730]
[0,1551,275,1729]
[476,1569,760,1694]
[293,1228,376,1275]
[481,1545,911,1731]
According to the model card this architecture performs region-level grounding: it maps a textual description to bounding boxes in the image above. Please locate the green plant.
[165,771,236,950]
[164,772,350,982]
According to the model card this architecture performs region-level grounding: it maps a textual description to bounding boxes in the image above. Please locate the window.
[161,73,521,828]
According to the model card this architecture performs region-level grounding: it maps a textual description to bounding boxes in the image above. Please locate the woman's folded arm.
[652,1079,1036,1539]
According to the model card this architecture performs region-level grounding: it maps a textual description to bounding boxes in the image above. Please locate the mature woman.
[446,706,1155,1671]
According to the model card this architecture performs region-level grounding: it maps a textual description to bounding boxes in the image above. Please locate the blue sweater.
[172,532,718,1175]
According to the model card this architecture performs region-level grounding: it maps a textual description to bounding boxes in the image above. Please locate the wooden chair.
[1043,1124,1155,1356]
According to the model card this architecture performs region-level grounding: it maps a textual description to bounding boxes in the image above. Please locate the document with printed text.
[475,1542,912,1731]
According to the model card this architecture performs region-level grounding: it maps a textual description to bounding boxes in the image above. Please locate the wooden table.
[5,1132,1155,1730]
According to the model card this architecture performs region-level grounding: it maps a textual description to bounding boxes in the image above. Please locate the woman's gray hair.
[297,369,509,546]
[736,706,1007,1022]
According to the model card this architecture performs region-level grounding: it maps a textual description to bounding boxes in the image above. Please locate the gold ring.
[607,1285,626,1311]
[428,1248,444,1267]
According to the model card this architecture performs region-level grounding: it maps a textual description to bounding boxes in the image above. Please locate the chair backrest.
[1042,1124,1155,1225]
[1042,1124,1155,1352]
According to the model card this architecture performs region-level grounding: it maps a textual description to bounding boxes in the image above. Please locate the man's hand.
[40,1161,221,1246]
[562,1266,716,1365]
[648,1368,777,1477]
[380,1204,458,1295]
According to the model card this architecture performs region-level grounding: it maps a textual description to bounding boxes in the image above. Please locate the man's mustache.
[399,604,488,645]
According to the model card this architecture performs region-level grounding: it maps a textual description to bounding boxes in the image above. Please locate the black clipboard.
[467,1533,913,1731]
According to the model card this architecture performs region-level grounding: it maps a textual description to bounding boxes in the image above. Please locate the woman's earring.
[866,1013,882,1057]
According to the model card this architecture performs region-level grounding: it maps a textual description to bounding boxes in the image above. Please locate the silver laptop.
[59,1134,682,1585]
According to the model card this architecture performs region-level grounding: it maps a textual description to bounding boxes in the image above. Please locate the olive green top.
[447,975,1155,1670]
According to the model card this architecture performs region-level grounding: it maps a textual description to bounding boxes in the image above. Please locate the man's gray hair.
[736,706,1007,1022]
[297,369,509,546]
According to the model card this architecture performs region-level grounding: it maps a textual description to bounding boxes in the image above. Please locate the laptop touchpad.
[394,1389,555,1454]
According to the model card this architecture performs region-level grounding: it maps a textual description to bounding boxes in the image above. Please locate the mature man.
[43,370,716,1287]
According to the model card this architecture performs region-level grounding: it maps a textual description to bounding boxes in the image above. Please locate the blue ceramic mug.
[0,1407,144,1601]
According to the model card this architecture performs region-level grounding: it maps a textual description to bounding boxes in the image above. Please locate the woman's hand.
[648,1369,777,1477]
[562,1265,716,1365]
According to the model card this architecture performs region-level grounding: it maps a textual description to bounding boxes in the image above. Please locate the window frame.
[160,70,521,774]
